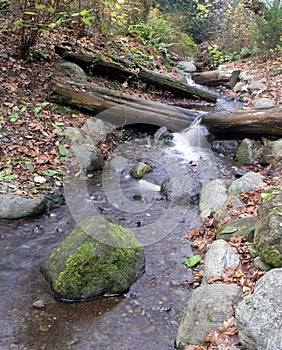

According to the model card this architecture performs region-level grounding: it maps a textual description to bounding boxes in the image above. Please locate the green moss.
[43,216,144,300]
[260,244,281,267]
[261,187,282,204]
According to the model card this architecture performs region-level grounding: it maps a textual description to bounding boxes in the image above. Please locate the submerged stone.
[41,216,145,301]
[130,162,153,179]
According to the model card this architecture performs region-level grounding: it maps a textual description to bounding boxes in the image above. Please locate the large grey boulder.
[70,143,105,173]
[81,118,110,144]
[199,178,231,217]
[213,194,244,225]
[55,60,87,80]
[177,61,197,73]
[0,191,63,219]
[254,186,282,267]
[41,216,145,301]
[0,194,46,219]
[203,240,240,283]
[161,173,201,205]
[228,172,264,194]
[175,283,242,349]
[253,98,275,109]
[235,268,282,350]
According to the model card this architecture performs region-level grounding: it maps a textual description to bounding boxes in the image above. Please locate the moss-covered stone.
[130,162,152,179]
[254,186,282,267]
[40,216,145,301]
[216,216,257,242]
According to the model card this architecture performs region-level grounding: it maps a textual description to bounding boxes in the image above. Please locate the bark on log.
[54,45,218,102]
[48,76,282,137]
[48,77,198,131]
[191,70,241,88]
[202,106,282,136]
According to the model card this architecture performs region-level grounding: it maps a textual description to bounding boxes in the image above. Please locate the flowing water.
[0,121,233,350]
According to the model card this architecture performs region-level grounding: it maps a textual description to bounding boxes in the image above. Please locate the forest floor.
[0,25,281,195]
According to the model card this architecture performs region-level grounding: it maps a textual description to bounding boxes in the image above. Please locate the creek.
[0,105,237,349]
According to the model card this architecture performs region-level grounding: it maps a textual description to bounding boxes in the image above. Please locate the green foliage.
[127,8,196,58]
[185,254,201,268]
[252,1,282,55]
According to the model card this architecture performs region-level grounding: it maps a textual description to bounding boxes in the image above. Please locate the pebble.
[32,300,46,309]
[254,256,273,271]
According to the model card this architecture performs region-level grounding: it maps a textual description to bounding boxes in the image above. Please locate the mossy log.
[202,106,282,136]
[54,45,218,102]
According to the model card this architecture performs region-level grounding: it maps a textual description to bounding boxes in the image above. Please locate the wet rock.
[235,268,282,350]
[211,140,238,158]
[130,162,153,179]
[213,194,244,225]
[64,127,89,144]
[228,172,264,194]
[154,126,173,145]
[175,283,242,348]
[254,186,282,267]
[233,81,248,93]
[41,216,145,301]
[247,80,267,95]
[253,98,275,109]
[55,60,87,80]
[70,143,105,173]
[216,216,257,242]
[199,179,231,217]
[108,156,129,173]
[0,194,46,219]
[236,138,260,165]
[253,257,273,271]
[32,300,46,309]
[81,118,110,144]
[177,61,197,73]
[203,240,240,283]
[161,173,201,205]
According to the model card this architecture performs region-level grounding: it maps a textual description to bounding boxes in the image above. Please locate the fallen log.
[191,69,241,88]
[202,106,282,136]
[54,45,218,102]
[48,77,198,131]
[48,76,282,137]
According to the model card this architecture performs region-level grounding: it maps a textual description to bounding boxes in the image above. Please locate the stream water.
[0,120,234,350]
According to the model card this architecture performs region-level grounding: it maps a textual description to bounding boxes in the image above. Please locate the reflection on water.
[0,203,195,350]
[0,123,227,350]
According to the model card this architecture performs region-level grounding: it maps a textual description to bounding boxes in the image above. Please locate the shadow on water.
[0,121,232,350]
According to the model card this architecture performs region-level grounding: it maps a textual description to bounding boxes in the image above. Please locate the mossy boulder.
[254,187,282,267]
[216,216,257,242]
[40,216,145,301]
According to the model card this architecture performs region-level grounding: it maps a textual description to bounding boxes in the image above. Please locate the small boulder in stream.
[130,161,153,179]
[41,216,145,301]
[161,173,201,205]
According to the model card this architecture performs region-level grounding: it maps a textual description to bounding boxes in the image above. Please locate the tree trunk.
[202,106,282,136]
[48,77,197,131]
[48,76,282,137]
[54,45,218,102]
[191,70,240,88]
